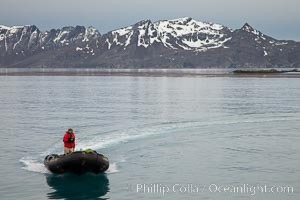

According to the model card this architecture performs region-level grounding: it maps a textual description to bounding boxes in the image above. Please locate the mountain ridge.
[0,17,299,68]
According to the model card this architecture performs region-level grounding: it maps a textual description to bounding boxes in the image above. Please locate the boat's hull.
[44,151,109,174]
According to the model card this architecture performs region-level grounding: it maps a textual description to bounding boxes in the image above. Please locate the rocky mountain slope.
[0,17,299,68]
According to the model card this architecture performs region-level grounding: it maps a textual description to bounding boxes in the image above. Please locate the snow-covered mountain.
[0,25,100,55]
[104,17,232,51]
[0,17,299,68]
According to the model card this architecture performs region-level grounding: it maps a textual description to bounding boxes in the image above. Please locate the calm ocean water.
[0,75,299,200]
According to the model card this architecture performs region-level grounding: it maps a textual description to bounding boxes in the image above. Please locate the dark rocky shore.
[233,68,300,74]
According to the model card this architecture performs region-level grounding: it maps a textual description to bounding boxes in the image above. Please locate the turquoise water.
[0,76,299,200]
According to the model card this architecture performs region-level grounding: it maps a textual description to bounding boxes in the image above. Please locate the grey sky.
[1,0,299,40]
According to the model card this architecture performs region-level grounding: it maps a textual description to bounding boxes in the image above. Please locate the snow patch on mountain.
[82,26,98,42]
[137,21,156,48]
[0,25,10,30]
[112,26,133,37]
[275,41,288,46]
[105,26,134,49]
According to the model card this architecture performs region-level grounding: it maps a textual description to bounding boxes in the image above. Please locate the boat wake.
[106,162,119,174]
[20,157,50,174]
[74,114,300,151]
[20,114,299,174]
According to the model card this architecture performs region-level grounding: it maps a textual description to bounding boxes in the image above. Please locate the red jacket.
[63,132,75,148]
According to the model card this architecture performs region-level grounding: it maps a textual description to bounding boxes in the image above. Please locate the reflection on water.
[46,173,109,200]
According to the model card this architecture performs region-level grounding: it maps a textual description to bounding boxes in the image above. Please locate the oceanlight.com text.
[131,183,294,196]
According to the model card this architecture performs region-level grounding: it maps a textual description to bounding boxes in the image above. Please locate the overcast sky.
[1,0,299,40]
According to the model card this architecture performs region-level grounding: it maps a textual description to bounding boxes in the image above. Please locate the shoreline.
[1,70,300,78]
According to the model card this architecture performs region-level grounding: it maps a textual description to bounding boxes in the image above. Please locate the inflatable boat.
[44,149,109,174]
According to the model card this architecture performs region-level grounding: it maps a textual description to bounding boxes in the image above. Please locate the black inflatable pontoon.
[44,150,109,174]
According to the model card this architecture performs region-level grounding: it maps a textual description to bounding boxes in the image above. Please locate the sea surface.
[0,75,299,200]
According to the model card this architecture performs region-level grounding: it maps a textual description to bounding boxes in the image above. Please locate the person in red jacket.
[63,128,76,154]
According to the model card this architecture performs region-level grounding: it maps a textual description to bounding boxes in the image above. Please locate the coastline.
[0,68,300,77]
